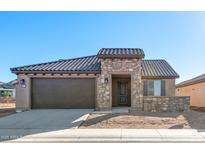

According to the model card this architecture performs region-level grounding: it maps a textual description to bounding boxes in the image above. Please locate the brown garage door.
[31,78,95,109]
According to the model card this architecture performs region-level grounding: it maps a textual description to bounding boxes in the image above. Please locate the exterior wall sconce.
[105,77,109,84]
[20,79,26,88]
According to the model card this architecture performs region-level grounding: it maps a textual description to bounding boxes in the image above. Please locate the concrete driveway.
[0,109,93,141]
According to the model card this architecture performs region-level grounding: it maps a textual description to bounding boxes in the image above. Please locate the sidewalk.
[6,129,205,143]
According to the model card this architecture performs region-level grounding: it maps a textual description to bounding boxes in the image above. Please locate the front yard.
[80,110,205,129]
[1,102,205,130]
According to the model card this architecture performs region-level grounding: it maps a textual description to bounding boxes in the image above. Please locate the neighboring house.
[176,74,205,108]
[11,48,189,112]
[0,80,16,97]
[0,82,4,86]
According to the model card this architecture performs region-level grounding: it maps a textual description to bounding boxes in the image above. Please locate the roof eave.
[176,78,205,88]
[142,76,179,79]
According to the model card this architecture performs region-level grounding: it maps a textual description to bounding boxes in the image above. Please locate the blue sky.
[0,12,205,83]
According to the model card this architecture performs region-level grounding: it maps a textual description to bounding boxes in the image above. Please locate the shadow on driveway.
[0,109,92,142]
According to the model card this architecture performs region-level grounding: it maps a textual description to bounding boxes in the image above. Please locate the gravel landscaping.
[80,110,205,129]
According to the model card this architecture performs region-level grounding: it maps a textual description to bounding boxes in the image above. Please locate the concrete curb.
[3,129,205,143]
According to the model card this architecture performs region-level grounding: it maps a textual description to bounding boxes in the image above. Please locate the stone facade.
[143,96,190,112]
[96,58,143,111]
[96,58,190,112]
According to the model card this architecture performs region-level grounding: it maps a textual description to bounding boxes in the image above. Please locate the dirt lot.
[80,110,205,129]
[0,103,16,117]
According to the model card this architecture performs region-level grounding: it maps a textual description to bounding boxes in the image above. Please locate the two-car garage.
[31,78,95,109]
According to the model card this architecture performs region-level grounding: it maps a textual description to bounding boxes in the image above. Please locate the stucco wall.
[16,74,31,111]
[165,79,175,96]
[176,82,205,107]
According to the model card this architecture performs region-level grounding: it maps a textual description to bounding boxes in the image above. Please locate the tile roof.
[11,55,101,74]
[142,60,179,79]
[11,55,179,78]
[176,73,205,88]
[97,48,145,58]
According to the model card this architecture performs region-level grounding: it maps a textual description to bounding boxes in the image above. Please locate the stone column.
[96,59,112,111]
[129,59,143,113]
[96,74,112,111]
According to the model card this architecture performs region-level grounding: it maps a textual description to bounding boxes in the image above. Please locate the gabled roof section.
[11,55,101,74]
[11,55,179,79]
[176,73,205,88]
[142,60,179,79]
[97,48,145,59]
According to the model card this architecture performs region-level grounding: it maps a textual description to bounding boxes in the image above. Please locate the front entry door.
[118,82,129,106]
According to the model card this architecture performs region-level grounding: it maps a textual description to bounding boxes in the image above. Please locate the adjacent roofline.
[0,88,15,91]
[176,76,205,88]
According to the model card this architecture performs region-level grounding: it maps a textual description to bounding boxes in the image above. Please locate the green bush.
[2,91,12,97]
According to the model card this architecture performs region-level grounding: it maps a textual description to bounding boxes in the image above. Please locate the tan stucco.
[16,74,31,111]
[165,79,175,96]
[176,81,205,107]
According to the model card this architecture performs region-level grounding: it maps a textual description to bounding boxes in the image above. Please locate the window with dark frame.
[143,80,165,96]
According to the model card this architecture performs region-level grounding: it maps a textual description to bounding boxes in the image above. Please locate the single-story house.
[11,48,189,112]
[176,73,205,107]
[0,80,16,97]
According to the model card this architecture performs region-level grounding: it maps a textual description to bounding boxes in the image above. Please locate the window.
[147,80,154,96]
[144,80,165,96]
[154,80,161,96]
